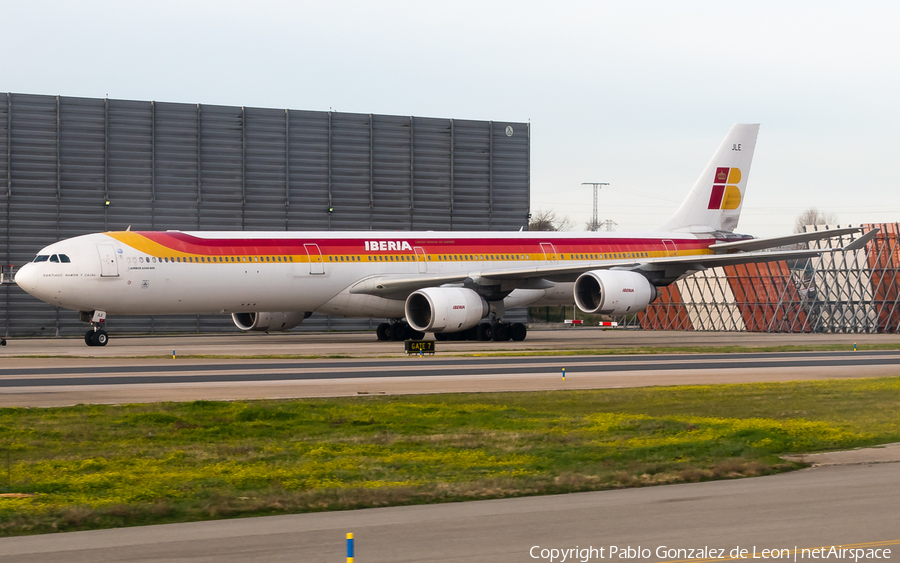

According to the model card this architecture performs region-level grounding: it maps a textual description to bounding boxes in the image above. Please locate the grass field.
[0,377,898,536]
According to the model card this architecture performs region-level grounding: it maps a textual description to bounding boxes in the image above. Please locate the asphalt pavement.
[1,461,897,562]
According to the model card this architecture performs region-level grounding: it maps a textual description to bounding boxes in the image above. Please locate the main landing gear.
[376,320,425,342]
[80,310,109,347]
[432,322,528,342]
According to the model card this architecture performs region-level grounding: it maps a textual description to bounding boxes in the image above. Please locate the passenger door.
[540,242,558,263]
[662,240,677,257]
[96,244,119,277]
[414,246,427,273]
[304,244,325,275]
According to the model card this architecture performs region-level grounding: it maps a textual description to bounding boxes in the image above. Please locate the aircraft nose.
[14,264,38,294]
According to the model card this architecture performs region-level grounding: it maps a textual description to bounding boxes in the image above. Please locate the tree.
[794,208,837,233]
[528,209,573,231]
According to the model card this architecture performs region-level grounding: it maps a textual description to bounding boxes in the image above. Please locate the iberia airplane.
[14,124,874,346]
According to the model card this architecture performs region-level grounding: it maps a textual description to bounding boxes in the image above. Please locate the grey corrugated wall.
[0,93,530,336]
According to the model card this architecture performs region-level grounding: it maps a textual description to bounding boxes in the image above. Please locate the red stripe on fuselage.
[134,232,710,256]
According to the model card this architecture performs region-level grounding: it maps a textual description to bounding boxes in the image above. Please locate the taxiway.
[0,330,898,407]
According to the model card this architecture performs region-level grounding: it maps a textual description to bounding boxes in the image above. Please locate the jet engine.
[573,270,658,316]
[405,287,489,333]
[232,311,312,332]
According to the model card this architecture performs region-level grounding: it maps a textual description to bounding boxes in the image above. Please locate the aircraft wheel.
[476,323,491,341]
[390,323,408,341]
[434,333,448,341]
[84,330,96,347]
[0,338,6,346]
[510,323,527,341]
[408,328,425,340]
[92,330,109,347]
[376,323,392,341]
[491,323,509,341]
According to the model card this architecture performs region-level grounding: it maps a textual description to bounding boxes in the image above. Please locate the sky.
[2,0,899,237]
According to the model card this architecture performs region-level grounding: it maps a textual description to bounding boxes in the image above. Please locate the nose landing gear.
[84,328,108,347]
[80,310,109,347]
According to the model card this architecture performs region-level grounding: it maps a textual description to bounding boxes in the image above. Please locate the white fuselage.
[14,230,713,320]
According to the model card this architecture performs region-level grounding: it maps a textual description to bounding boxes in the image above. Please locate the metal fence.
[636,224,900,333]
[0,93,530,337]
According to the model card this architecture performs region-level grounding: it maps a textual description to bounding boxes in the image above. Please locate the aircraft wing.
[349,273,472,300]
[707,226,864,253]
[480,228,879,283]
[348,228,878,298]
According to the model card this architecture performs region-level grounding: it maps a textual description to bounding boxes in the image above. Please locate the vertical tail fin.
[657,123,759,233]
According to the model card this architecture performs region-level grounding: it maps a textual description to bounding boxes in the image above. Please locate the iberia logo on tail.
[707,167,742,210]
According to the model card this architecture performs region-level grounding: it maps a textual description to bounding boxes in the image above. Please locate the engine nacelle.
[232,311,311,332]
[574,270,658,315]
[405,287,489,333]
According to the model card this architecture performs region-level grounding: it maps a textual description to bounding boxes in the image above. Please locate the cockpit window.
[33,254,71,263]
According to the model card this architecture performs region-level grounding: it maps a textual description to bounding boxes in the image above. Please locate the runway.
[1,331,899,406]
[4,350,900,381]
[0,328,900,407]
[2,328,898,358]
[1,460,897,562]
